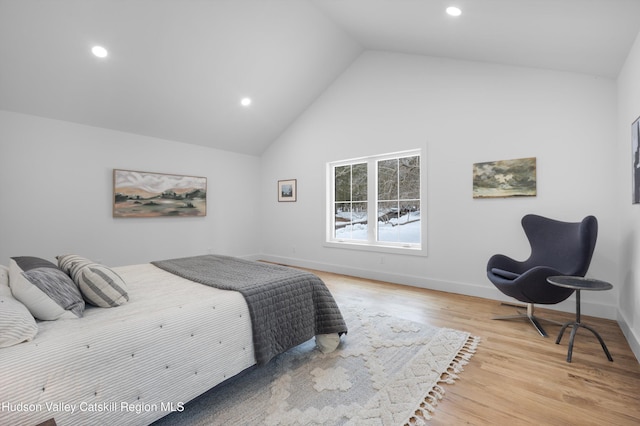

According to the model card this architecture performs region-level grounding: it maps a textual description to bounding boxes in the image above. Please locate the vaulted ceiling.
[2,0,640,156]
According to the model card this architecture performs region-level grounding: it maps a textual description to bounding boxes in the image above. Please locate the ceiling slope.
[313,0,640,78]
[0,0,362,155]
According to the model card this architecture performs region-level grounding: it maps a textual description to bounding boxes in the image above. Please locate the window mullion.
[368,159,376,243]
[349,165,353,238]
[330,165,336,241]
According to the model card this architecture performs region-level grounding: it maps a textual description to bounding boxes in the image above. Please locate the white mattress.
[0,264,255,426]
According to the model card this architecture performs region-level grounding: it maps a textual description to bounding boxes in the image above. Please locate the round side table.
[546,276,613,363]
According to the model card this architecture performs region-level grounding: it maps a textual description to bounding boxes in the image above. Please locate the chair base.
[493,302,562,337]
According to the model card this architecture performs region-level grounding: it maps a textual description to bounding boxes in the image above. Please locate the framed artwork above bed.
[113,169,207,217]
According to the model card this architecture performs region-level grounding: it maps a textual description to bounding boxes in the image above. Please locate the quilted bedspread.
[151,255,347,364]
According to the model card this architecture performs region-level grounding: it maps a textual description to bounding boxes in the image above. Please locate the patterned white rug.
[153,305,479,426]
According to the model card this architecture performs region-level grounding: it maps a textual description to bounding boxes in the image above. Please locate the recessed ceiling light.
[240,97,252,107]
[446,6,462,17]
[91,45,108,58]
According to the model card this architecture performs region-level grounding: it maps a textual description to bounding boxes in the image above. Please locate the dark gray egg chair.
[486,214,598,337]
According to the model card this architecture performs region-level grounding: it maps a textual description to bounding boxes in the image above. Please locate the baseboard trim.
[258,254,618,321]
[617,310,640,363]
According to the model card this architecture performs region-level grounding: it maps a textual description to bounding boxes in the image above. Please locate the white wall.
[260,51,619,319]
[0,110,262,267]
[616,31,640,359]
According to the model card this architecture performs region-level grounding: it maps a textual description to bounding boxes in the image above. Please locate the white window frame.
[325,148,427,256]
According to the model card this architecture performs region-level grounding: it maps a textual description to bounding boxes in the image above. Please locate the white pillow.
[10,257,84,320]
[0,265,38,348]
[0,265,10,296]
[57,255,129,308]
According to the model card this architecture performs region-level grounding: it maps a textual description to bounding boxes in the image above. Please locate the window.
[327,149,424,254]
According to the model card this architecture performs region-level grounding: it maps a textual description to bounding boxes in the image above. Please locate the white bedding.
[0,264,255,426]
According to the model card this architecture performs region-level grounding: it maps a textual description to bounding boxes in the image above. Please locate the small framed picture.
[633,115,640,204]
[278,179,297,202]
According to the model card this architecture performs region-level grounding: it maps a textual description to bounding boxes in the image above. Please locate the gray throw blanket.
[151,255,347,365]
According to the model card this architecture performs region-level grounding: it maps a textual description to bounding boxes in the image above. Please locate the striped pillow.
[57,255,129,308]
[0,265,38,348]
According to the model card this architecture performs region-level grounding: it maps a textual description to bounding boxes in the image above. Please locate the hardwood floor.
[311,269,640,426]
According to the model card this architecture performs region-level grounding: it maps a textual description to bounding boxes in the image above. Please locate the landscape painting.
[113,169,207,217]
[473,157,537,198]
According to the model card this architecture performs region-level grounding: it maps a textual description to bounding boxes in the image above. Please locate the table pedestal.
[555,289,613,363]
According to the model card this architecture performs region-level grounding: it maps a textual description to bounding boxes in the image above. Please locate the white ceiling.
[1,0,639,156]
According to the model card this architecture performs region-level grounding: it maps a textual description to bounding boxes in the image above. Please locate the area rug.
[153,305,479,426]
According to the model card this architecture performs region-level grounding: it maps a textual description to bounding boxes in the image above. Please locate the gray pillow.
[9,256,84,320]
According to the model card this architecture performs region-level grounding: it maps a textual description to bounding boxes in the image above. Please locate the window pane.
[398,201,420,243]
[350,202,368,240]
[377,200,421,244]
[399,156,420,199]
[352,201,368,224]
[335,202,368,241]
[334,203,351,239]
[377,201,399,242]
[352,163,368,202]
[334,165,351,202]
[378,159,397,201]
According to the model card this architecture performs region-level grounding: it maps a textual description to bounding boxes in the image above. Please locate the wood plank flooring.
[310,269,640,426]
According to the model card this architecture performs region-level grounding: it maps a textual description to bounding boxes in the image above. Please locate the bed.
[0,255,346,426]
